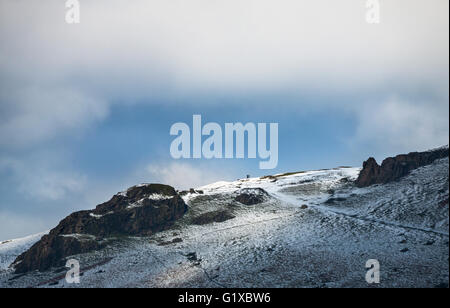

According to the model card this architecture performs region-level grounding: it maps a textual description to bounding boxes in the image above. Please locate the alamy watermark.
[65,0,80,24]
[365,259,380,284]
[366,0,381,24]
[65,259,80,284]
[170,115,278,169]
[64,1,380,25]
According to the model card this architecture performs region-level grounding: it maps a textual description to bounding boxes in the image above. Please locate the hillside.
[0,149,448,288]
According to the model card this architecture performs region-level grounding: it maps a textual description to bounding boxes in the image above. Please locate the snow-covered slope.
[0,232,47,272]
[0,159,448,288]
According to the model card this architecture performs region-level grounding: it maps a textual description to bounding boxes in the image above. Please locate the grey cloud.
[0,211,48,241]
[352,96,449,154]
[0,0,448,150]
[0,0,447,153]
[0,155,87,201]
[0,86,108,148]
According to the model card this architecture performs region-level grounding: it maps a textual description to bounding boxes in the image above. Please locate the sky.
[0,0,448,240]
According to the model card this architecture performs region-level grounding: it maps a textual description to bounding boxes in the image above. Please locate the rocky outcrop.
[13,184,188,273]
[234,188,269,205]
[355,147,449,187]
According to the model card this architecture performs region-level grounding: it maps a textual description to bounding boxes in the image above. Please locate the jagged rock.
[234,188,269,205]
[355,147,449,187]
[13,184,188,274]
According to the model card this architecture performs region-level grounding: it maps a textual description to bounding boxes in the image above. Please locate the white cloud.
[0,0,446,90]
[0,211,48,242]
[353,96,449,154]
[0,86,108,148]
[0,0,447,148]
[145,162,234,190]
[0,156,86,201]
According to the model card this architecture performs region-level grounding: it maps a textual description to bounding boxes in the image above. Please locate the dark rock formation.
[355,147,449,187]
[324,197,347,204]
[191,210,235,225]
[13,184,188,273]
[157,237,183,246]
[234,188,269,205]
[438,198,449,207]
[13,234,104,275]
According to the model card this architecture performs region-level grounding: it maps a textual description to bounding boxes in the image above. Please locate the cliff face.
[13,184,188,274]
[355,147,449,187]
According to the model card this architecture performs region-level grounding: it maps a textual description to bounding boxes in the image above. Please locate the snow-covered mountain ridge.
[0,151,448,288]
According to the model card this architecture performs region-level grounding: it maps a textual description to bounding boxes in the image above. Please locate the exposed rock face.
[13,184,188,273]
[325,197,347,204]
[13,234,104,275]
[234,188,269,205]
[355,147,449,187]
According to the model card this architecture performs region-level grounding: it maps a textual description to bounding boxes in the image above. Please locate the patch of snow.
[126,194,174,210]
[90,211,113,219]
[147,194,172,201]
[117,183,154,197]
[197,181,233,192]
[60,234,97,241]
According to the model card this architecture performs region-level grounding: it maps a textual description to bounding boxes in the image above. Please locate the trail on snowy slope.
[269,191,449,238]
[312,204,449,237]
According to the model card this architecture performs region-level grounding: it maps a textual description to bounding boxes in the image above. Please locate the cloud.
[0,0,447,148]
[352,96,449,154]
[0,86,108,148]
[1,1,448,93]
[0,156,86,201]
[0,211,48,241]
[145,162,235,190]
